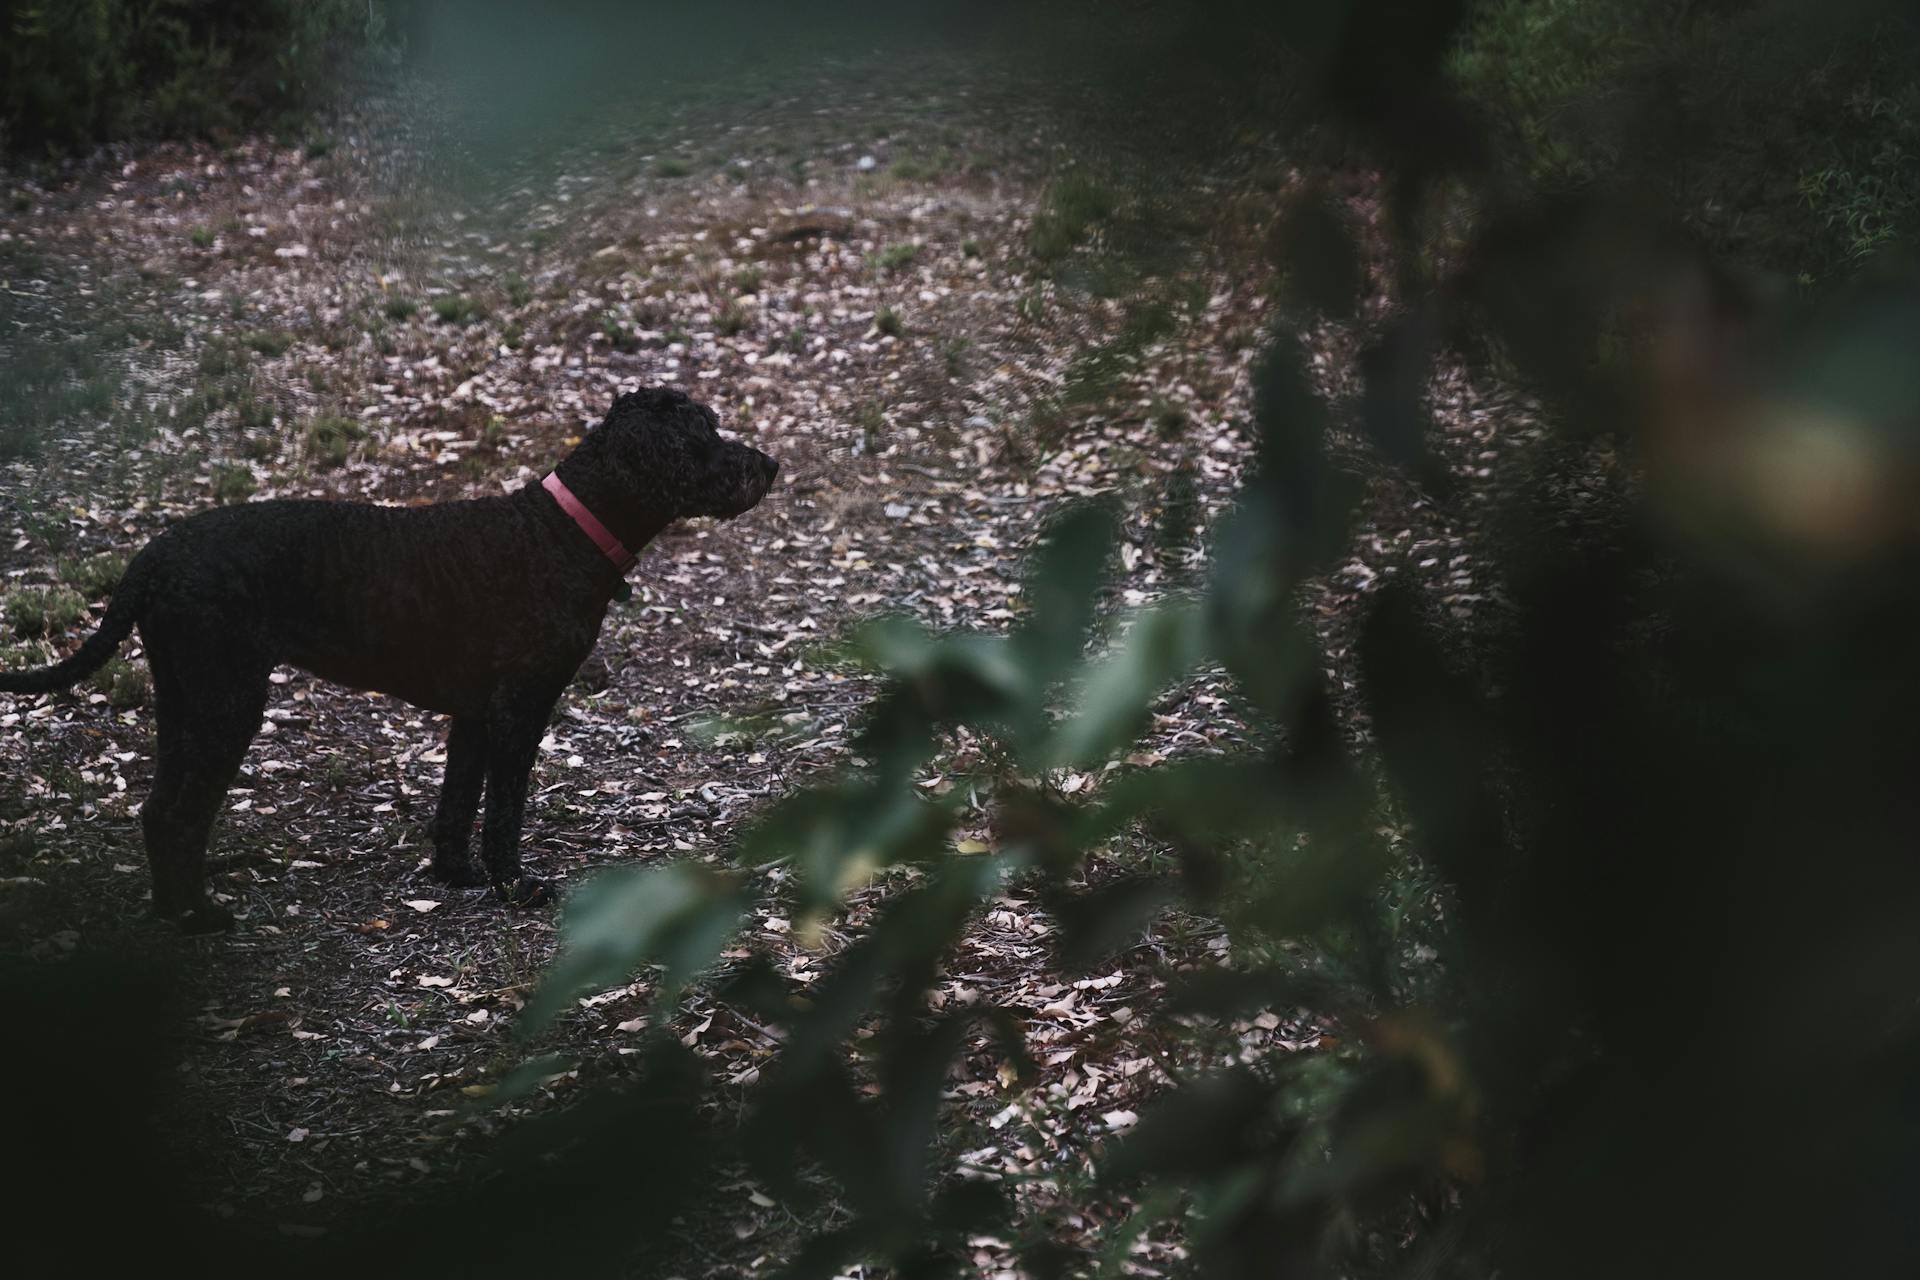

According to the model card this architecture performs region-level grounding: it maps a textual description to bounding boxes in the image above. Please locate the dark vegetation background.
[5,1,1920,1276]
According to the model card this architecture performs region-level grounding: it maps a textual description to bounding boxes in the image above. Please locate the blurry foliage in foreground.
[11,1,1920,1277]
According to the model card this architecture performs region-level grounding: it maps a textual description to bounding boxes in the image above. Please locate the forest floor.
[0,51,1552,1277]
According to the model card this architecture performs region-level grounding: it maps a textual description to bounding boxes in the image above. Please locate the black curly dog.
[0,387,777,933]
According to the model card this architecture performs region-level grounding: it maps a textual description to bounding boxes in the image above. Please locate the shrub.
[1,0,402,152]
[4,588,86,638]
[57,553,127,599]
[88,656,149,708]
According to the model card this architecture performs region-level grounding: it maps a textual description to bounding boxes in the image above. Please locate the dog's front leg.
[428,717,489,886]
[479,686,563,907]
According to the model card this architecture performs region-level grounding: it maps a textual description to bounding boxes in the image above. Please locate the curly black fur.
[0,387,777,932]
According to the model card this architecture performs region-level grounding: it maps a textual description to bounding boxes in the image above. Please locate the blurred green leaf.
[520,863,753,1034]
[1046,604,1208,767]
[1042,874,1179,971]
[1011,503,1118,696]
[734,780,959,921]
[1102,1067,1280,1182]
[1359,300,1447,490]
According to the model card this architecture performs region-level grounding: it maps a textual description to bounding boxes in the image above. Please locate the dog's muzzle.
[746,451,778,501]
[714,449,778,517]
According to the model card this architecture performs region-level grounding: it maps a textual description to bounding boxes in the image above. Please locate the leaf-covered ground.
[0,54,1555,1275]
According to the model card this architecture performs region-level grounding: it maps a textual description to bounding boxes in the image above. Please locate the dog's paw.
[496,876,554,909]
[176,902,236,935]
[429,858,488,888]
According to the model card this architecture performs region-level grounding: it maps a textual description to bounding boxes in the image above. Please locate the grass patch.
[854,402,887,454]
[383,296,417,321]
[5,588,87,638]
[197,338,245,379]
[235,392,275,431]
[654,157,693,178]
[887,156,939,182]
[1063,344,1133,408]
[732,265,764,294]
[0,829,33,866]
[872,241,921,272]
[88,657,150,709]
[244,330,295,357]
[0,641,44,670]
[304,415,366,470]
[1029,175,1116,264]
[874,306,905,339]
[1149,394,1188,438]
[1122,299,1178,347]
[210,464,255,504]
[190,226,216,249]
[939,336,974,380]
[502,274,533,307]
[58,552,127,599]
[0,337,123,458]
[715,303,749,337]
[601,312,641,354]
[431,295,484,326]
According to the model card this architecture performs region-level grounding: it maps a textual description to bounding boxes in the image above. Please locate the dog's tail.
[0,546,156,695]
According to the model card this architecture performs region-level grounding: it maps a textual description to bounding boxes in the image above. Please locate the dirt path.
[0,53,1541,1274]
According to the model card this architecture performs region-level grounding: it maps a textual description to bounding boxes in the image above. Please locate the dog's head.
[590,386,778,521]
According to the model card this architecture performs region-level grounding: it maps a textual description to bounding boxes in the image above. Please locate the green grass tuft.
[58,552,127,598]
[1028,175,1116,263]
[89,657,150,708]
[304,415,366,470]
[4,587,87,638]
[210,464,255,504]
[431,295,484,326]
[872,242,921,272]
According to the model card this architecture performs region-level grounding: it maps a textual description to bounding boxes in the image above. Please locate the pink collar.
[542,472,636,573]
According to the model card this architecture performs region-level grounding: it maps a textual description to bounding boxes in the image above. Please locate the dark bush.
[1,0,407,152]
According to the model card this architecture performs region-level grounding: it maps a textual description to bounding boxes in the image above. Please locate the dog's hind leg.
[140,632,270,933]
[479,685,564,907]
[428,717,489,887]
